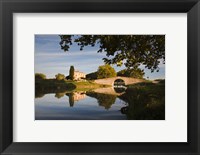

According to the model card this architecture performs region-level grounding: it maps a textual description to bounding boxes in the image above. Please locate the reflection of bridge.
[94,76,144,86]
[93,87,125,96]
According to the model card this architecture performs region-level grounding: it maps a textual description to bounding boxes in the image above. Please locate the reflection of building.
[73,92,86,101]
[74,71,86,80]
[68,92,86,107]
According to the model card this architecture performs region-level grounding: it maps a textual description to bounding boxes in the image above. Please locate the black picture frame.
[0,0,200,154]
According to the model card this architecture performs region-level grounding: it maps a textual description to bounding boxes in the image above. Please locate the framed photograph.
[0,0,200,154]
[34,34,165,121]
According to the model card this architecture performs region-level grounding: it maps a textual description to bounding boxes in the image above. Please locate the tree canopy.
[97,64,116,79]
[86,71,98,80]
[117,68,145,79]
[55,73,65,80]
[59,35,165,72]
[35,73,46,80]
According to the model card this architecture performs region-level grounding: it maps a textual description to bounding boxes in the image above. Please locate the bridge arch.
[113,78,126,87]
[94,76,144,86]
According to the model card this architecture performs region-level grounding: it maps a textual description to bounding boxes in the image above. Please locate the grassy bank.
[35,79,110,97]
[118,80,165,120]
[126,80,165,94]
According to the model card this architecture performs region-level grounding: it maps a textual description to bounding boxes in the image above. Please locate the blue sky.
[35,35,165,80]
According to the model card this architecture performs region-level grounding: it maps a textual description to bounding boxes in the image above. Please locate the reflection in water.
[68,93,74,107]
[55,92,65,99]
[66,92,86,107]
[35,82,165,120]
[63,91,116,110]
[120,106,129,114]
[35,92,126,120]
[114,88,126,94]
[118,83,165,120]
[113,79,127,94]
[86,92,116,110]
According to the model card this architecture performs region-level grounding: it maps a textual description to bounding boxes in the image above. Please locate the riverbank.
[35,79,165,120]
[118,80,165,120]
[35,79,110,97]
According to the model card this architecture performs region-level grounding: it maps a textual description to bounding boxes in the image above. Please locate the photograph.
[35,35,165,120]
[2,0,200,153]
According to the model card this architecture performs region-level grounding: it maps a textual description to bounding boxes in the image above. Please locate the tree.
[97,64,116,79]
[35,73,46,80]
[117,68,145,79]
[69,66,75,80]
[86,72,98,80]
[55,73,65,80]
[59,35,165,72]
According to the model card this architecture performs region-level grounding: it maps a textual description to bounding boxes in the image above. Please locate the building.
[74,70,86,80]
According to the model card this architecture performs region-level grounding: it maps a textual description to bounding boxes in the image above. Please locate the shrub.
[55,73,65,81]
[35,73,46,80]
[97,64,116,79]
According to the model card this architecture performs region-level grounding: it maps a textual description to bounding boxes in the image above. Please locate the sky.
[35,35,165,80]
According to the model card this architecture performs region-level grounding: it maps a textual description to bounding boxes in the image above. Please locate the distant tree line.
[35,73,66,81]
[86,64,144,80]
[35,64,145,82]
[55,73,65,80]
[35,73,46,80]
[117,68,145,79]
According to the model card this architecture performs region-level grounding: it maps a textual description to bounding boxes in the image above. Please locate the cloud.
[35,50,105,58]
[35,35,60,43]
[35,35,165,80]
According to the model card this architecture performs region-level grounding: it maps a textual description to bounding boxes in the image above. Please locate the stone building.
[74,70,86,80]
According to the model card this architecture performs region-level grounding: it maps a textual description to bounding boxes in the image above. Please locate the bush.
[55,73,65,81]
[86,72,97,80]
[35,73,46,80]
[97,64,116,79]
[117,68,144,79]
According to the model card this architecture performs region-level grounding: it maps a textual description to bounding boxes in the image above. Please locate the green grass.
[126,80,165,92]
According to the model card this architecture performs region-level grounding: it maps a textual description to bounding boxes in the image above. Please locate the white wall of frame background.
[13,13,187,142]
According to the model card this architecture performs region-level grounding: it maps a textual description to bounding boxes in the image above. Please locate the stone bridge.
[94,76,144,86]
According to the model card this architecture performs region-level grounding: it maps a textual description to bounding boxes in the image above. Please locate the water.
[35,90,128,120]
[35,85,165,120]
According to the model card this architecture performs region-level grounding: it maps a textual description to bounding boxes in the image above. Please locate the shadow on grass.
[119,80,165,120]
